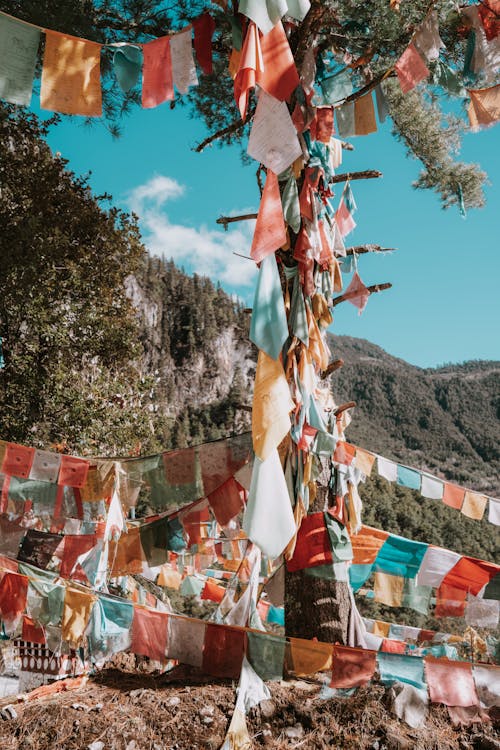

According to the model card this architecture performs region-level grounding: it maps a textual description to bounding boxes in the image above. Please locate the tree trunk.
[285,570,351,643]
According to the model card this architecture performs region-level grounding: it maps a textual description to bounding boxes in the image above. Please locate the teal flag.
[320,69,352,104]
[19,563,64,626]
[402,577,432,615]
[247,631,286,681]
[87,595,133,661]
[374,535,428,579]
[250,254,289,360]
[281,175,301,234]
[113,45,143,93]
[377,653,425,690]
[0,15,40,106]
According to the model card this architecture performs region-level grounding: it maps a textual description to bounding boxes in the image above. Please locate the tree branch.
[332,282,392,307]
[345,244,397,255]
[217,213,257,229]
[193,107,255,152]
[321,359,344,379]
[330,170,382,184]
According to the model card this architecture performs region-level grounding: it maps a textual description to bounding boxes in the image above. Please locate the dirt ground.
[0,662,498,750]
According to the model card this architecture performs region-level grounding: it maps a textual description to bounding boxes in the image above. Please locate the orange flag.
[142,36,174,108]
[234,22,263,120]
[468,84,500,130]
[250,170,287,263]
[41,31,102,116]
[252,350,294,460]
[354,92,377,135]
[258,21,299,103]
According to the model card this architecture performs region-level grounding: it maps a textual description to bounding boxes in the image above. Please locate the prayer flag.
[258,22,299,103]
[0,572,28,622]
[130,606,168,662]
[41,31,102,116]
[417,545,460,588]
[113,44,142,93]
[202,623,246,679]
[0,15,40,106]
[247,90,302,175]
[395,44,429,94]
[461,491,487,520]
[442,482,465,509]
[330,645,376,688]
[286,512,333,572]
[58,455,90,488]
[341,272,370,313]
[234,22,263,119]
[167,615,205,667]
[142,36,173,107]
[396,465,421,490]
[425,657,479,708]
[334,183,357,238]
[468,83,500,130]
[193,13,215,74]
[250,253,289,359]
[288,637,332,676]
[374,572,404,607]
[250,170,287,263]
[420,474,443,500]
[252,350,294,460]
[354,92,377,135]
[62,587,95,646]
[2,442,35,479]
[170,27,198,94]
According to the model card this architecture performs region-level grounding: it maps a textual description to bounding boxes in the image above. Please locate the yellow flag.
[41,31,102,116]
[252,350,294,460]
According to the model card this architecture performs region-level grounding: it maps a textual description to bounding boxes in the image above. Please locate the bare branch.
[332,282,392,307]
[330,170,382,184]
[345,244,397,256]
[321,359,344,379]
[193,106,255,152]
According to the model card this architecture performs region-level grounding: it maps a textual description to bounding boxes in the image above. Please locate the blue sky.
[36,95,499,368]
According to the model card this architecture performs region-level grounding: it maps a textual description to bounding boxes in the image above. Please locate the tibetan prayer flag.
[238,0,310,34]
[349,563,373,591]
[41,31,102,116]
[247,631,285,681]
[0,516,25,558]
[473,664,500,709]
[396,465,421,490]
[62,587,95,646]
[202,623,246,679]
[58,455,90,488]
[60,534,96,581]
[354,448,376,477]
[311,107,334,143]
[109,527,143,575]
[258,21,299,103]
[130,606,168,662]
[250,169,287,263]
[381,639,407,654]
[420,474,443,500]
[113,44,142,93]
[0,572,28,622]
[374,534,428,579]
[351,526,389,565]
[22,615,45,645]
[375,84,389,123]
[417,545,460,588]
[488,498,500,526]
[201,578,225,603]
[142,36,173,107]
[402,577,432,615]
[252,350,294,460]
[442,482,465,509]
[250,253,289,359]
[281,174,301,234]
[320,69,353,104]
[341,272,370,313]
[335,102,355,137]
[425,657,479,708]
[374,572,404,607]
[167,615,206,667]
[2,443,35,479]
[335,183,357,238]
[435,581,467,618]
[170,27,198,95]
[484,572,500,600]
[287,512,333,572]
[180,500,210,545]
[207,477,244,526]
[331,645,376,688]
[0,15,40,106]
[17,529,62,570]
[395,43,429,94]
[414,10,444,61]
[193,13,215,74]
[87,595,133,661]
[478,0,500,41]
[333,441,356,466]
[29,449,62,483]
[468,84,500,130]
[243,448,295,558]
[377,652,425,689]
[441,556,499,596]
[354,92,377,135]
[234,22,263,119]
[461,491,487,520]
[377,456,398,482]
[287,637,332,676]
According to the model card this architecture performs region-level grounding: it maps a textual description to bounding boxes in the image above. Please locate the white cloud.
[127,175,257,290]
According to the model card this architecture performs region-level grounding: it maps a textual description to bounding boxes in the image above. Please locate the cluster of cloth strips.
[0,2,498,130]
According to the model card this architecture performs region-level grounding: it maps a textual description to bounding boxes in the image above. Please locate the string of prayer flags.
[395,43,429,94]
[0,14,40,106]
[250,170,287,263]
[41,32,102,116]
